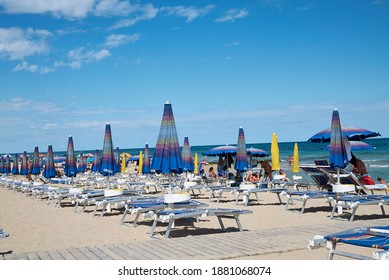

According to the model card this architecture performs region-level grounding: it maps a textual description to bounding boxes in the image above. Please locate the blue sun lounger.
[309,226,389,260]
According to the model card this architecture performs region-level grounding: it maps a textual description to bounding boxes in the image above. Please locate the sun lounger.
[149,207,253,238]
[308,226,389,260]
[205,185,238,203]
[234,183,287,207]
[328,194,389,221]
[282,190,338,214]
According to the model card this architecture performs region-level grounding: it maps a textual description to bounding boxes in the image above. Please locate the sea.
[77,137,389,183]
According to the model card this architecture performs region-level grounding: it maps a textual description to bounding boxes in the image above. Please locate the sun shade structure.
[20,151,28,175]
[308,125,380,143]
[91,149,100,173]
[292,143,299,173]
[142,143,151,174]
[203,145,237,156]
[271,133,280,171]
[43,145,56,179]
[11,153,19,175]
[77,152,86,173]
[181,136,194,172]
[138,151,143,174]
[99,123,117,176]
[324,140,374,151]
[64,135,78,178]
[235,127,249,172]
[30,147,41,175]
[151,101,183,175]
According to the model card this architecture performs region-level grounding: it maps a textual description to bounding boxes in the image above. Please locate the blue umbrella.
[203,145,237,156]
[91,149,100,172]
[324,140,374,151]
[20,151,28,175]
[151,101,183,178]
[0,156,3,173]
[115,146,121,174]
[77,152,86,173]
[4,155,11,174]
[181,136,194,172]
[328,109,351,184]
[64,135,78,178]
[30,147,41,175]
[308,125,381,143]
[235,127,249,173]
[43,145,56,179]
[142,143,151,174]
[12,153,19,175]
[99,123,117,177]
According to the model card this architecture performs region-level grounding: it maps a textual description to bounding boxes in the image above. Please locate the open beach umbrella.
[20,151,28,175]
[77,152,86,173]
[203,145,237,156]
[194,153,199,175]
[181,136,194,172]
[91,149,100,173]
[247,147,269,168]
[4,155,11,174]
[138,151,143,174]
[43,145,56,179]
[292,143,299,173]
[271,133,281,171]
[151,101,183,185]
[142,143,151,174]
[235,127,249,173]
[99,123,117,177]
[64,135,78,178]
[11,153,19,175]
[308,125,381,143]
[324,140,374,151]
[328,109,351,184]
[31,147,41,175]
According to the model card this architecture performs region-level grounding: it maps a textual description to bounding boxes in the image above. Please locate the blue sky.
[1,0,388,154]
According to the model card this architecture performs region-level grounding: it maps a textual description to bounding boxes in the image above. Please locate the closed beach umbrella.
[142,143,151,174]
[181,136,194,172]
[65,135,78,178]
[99,123,116,177]
[329,109,351,184]
[0,156,3,173]
[194,153,199,175]
[151,101,183,179]
[31,147,41,175]
[235,127,249,172]
[43,145,56,179]
[138,151,143,174]
[12,153,19,175]
[292,143,299,173]
[77,152,86,173]
[271,133,280,171]
[20,151,28,175]
[4,155,11,174]
[121,153,127,173]
[115,147,121,174]
[91,149,100,173]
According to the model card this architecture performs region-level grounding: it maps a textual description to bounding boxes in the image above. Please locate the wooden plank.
[37,251,52,260]
[57,249,77,260]
[67,248,88,260]
[121,243,160,260]
[77,247,101,260]
[98,245,126,260]
[105,244,131,260]
[86,246,113,260]
[47,250,65,260]
[26,252,40,260]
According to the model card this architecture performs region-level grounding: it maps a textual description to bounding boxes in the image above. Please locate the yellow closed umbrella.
[194,153,198,175]
[271,133,280,171]
[121,153,127,173]
[138,151,143,174]
[292,143,299,173]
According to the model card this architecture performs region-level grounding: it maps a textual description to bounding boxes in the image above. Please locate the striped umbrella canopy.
[4,155,11,174]
[115,147,121,174]
[151,101,183,175]
[65,135,78,178]
[11,153,19,175]
[324,140,374,151]
[31,147,41,175]
[271,133,281,171]
[235,127,249,172]
[181,136,194,172]
[20,151,28,175]
[99,123,117,176]
[142,143,151,174]
[203,145,237,156]
[246,147,269,157]
[308,125,381,143]
[329,109,351,169]
[91,149,100,172]
[43,145,56,179]
[0,156,4,173]
[77,152,86,173]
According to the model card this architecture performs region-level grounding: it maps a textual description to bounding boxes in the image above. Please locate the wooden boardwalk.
[2,219,388,260]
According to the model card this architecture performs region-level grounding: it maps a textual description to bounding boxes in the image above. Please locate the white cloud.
[68,47,111,68]
[0,27,51,60]
[104,33,140,48]
[13,61,38,73]
[161,5,215,22]
[215,8,248,23]
[223,41,240,47]
[110,3,158,29]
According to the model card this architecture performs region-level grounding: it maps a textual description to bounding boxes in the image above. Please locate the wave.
[368,164,389,168]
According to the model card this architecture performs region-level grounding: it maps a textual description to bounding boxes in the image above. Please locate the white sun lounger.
[282,190,338,214]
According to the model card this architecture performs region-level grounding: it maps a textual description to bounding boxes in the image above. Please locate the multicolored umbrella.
[4,155,11,174]
[91,149,100,173]
[292,143,299,173]
[43,145,56,179]
[203,145,237,156]
[99,123,117,176]
[142,143,151,174]
[246,147,269,157]
[20,151,28,175]
[329,109,351,184]
[30,147,41,175]
[65,135,78,178]
[181,136,194,172]
[271,133,280,171]
[77,152,86,173]
[234,127,249,172]
[324,140,374,151]
[0,156,4,173]
[115,147,121,174]
[308,125,381,143]
[151,101,183,175]
[11,153,19,175]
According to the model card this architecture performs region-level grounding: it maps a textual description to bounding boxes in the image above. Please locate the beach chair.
[149,207,253,238]
[328,194,389,221]
[308,226,389,260]
[282,190,338,214]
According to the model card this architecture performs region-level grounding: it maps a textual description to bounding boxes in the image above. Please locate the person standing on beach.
[260,161,273,181]
[349,153,375,185]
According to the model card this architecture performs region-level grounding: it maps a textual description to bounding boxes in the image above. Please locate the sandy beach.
[1,170,389,261]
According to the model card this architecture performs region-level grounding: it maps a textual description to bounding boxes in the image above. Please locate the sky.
[1,0,388,154]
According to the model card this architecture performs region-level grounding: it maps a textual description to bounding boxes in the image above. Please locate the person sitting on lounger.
[250,172,260,183]
[349,153,375,186]
[207,166,217,179]
[260,161,273,181]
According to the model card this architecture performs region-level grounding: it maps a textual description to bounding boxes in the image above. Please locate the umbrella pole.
[337,168,340,185]
[168,173,172,194]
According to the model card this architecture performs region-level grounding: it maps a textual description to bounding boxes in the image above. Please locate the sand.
[0,172,388,260]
